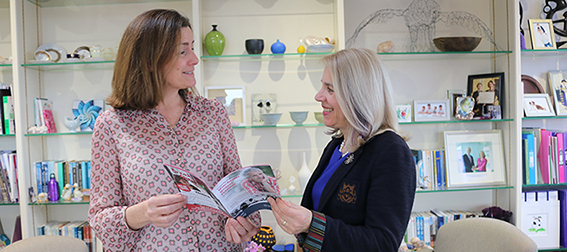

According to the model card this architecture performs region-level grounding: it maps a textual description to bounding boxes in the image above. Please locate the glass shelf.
[0,202,19,206]
[522,183,567,192]
[29,200,89,205]
[26,0,187,8]
[522,116,567,120]
[400,118,512,125]
[538,247,567,252]
[25,131,93,137]
[415,185,513,193]
[521,49,567,58]
[0,64,11,67]
[0,134,15,137]
[377,50,512,60]
[22,60,115,71]
[201,52,334,62]
[233,123,325,129]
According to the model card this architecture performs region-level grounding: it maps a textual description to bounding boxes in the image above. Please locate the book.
[559,190,567,248]
[163,164,280,218]
[0,88,11,135]
[1,88,13,135]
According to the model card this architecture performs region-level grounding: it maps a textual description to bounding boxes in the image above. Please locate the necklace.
[340,140,348,157]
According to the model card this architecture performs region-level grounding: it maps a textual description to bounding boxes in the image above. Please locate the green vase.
[204,24,225,56]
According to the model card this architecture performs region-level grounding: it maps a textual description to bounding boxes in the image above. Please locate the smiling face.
[162,27,199,95]
[314,66,347,130]
[248,170,266,183]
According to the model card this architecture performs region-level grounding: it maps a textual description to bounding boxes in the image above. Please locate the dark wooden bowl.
[433,37,482,52]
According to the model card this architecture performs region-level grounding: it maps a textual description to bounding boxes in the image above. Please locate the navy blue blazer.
[301,131,416,251]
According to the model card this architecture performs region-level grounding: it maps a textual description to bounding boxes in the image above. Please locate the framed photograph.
[467,72,504,119]
[523,93,556,117]
[547,70,567,115]
[528,19,556,49]
[455,97,475,120]
[205,86,246,126]
[447,89,467,118]
[444,130,507,188]
[413,99,450,122]
[396,104,412,122]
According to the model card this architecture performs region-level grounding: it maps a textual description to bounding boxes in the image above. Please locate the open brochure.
[164,164,280,218]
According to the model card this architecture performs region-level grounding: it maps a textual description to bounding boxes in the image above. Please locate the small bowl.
[307,44,335,53]
[260,113,282,126]
[433,36,482,52]
[245,39,264,54]
[289,111,308,125]
[314,112,324,124]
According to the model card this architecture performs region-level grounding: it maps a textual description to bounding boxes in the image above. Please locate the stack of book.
[411,149,447,191]
[37,220,95,252]
[522,128,567,185]
[0,150,17,203]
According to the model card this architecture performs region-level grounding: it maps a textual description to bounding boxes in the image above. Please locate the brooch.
[344,154,354,164]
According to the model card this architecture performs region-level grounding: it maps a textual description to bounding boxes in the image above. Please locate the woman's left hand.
[268,197,312,234]
[225,216,258,243]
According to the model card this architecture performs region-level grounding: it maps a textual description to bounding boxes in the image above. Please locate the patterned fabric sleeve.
[296,211,326,252]
[88,111,140,251]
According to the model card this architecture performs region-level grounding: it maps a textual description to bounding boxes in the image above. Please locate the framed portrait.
[413,99,450,122]
[444,130,507,188]
[547,70,567,115]
[447,89,467,118]
[396,104,412,122]
[523,93,556,117]
[467,72,504,119]
[205,86,246,126]
[528,19,556,50]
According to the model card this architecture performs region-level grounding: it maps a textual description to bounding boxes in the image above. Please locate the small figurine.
[37,192,48,203]
[61,183,73,201]
[377,40,395,53]
[71,183,83,202]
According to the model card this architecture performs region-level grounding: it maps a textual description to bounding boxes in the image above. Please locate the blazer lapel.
[316,145,362,210]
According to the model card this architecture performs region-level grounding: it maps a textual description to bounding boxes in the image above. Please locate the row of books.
[411,149,447,191]
[404,209,483,247]
[0,150,18,203]
[0,84,15,135]
[522,127,567,185]
[37,220,95,252]
[33,160,91,201]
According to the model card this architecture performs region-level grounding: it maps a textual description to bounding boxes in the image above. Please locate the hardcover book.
[164,164,280,218]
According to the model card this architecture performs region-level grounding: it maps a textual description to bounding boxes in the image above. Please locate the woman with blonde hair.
[269,48,416,251]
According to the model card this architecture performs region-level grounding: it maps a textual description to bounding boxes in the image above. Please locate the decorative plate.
[35,43,67,62]
[521,74,545,94]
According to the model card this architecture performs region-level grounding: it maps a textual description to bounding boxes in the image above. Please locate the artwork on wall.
[205,86,246,126]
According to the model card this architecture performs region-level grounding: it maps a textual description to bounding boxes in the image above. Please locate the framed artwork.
[447,89,467,118]
[547,70,567,115]
[467,72,504,119]
[528,19,556,50]
[523,93,556,117]
[444,130,507,188]
[396,104,412,122]
[413,99,450,122]
[72,99,104,131]
[205,86,246,126]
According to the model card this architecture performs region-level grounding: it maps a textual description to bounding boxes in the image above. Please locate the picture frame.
[205,86,246,126]
[523,93,556,117]
[547,70,567,115]
[396,104,412,122]
[467,72,504,119]
[455,96,475,120]
[413,99,450,122]
[447,89,467,118]
[444,130,507,188]
[528,19,557,50]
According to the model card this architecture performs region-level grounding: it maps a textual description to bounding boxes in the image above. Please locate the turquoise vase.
[204,24,225,56]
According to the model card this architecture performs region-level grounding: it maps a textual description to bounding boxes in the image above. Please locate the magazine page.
[163,164,229,217]
[212,165,281,218]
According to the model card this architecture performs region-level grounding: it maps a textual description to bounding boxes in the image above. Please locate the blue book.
[35,161,43,194]
[435,150,443,189]
[41,162,49,194]
[523,132,537,185]
[81,161,88,189]
[86,161,92,189]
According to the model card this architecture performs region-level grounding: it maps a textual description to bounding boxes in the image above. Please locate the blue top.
[311,145,349,211]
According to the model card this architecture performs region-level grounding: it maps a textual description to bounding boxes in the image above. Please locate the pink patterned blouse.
[89,94,257,252]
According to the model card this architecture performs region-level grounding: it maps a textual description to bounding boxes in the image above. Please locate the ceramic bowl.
[289,111,308,125]
[314,112,324,123]
[260,113,282,126]
[433,37,482,52]
[245,39,264,54]
[307,44,335,53]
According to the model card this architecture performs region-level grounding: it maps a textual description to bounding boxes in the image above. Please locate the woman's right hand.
[125,193,187,230]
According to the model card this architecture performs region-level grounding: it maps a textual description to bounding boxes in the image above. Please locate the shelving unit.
[1,0,562,251]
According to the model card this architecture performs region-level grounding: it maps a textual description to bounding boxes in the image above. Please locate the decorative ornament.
[251,226,276,250]
[297,37,306,53]
[377,40,395,53]
[204,24,226,56]
[270,39,286,54]
[72,100,103,131]
[543,0,567,47]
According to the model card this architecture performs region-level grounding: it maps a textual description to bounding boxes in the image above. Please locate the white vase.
[298,152,311,193]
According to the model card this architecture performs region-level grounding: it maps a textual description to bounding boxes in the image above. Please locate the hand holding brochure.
[164,164,280,218]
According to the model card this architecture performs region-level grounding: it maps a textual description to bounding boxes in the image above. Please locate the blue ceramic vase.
[270,39,286,54]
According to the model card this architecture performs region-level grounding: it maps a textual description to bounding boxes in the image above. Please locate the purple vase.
[47,173,59,202]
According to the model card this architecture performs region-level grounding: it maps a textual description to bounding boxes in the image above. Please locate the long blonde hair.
[322,48,401,153]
